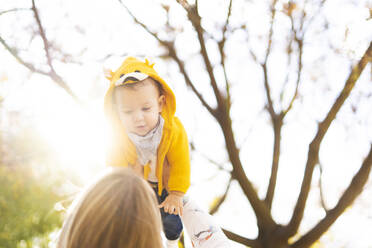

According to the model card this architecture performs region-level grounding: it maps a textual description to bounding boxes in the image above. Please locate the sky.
[1,0,372,247]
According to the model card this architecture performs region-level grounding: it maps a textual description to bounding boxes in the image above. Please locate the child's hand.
[159,192,184,216]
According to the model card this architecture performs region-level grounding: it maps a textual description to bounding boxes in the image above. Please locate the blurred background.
[0,0,371,247]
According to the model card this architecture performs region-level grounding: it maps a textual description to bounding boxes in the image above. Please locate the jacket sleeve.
[166,117,191,193]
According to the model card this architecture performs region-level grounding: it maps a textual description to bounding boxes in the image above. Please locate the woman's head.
[57,168,163,248]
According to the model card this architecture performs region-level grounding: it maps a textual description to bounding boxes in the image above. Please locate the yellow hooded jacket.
[104,57,190,196]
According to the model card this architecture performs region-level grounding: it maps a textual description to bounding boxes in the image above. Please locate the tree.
[1,0,371,247]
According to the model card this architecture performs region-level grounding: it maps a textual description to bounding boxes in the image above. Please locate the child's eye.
[142,107,151,111]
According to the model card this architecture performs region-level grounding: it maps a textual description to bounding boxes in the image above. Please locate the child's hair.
[116,77,164,95]
[56,168,163,248]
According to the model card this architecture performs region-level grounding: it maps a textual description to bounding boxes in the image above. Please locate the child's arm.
[160,118,190,215]
[166,117,191,194]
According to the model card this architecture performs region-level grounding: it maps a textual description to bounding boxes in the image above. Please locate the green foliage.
[0,166,62,248]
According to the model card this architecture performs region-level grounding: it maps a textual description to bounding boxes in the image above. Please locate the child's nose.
[133,111,144,122]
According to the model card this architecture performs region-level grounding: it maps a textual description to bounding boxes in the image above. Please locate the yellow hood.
[104,56,176,120]
[103,57,190,195]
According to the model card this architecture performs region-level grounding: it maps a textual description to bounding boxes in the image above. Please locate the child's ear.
[158,95,165,112]
[103,68,114,81]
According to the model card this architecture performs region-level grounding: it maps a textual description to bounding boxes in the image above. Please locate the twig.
[218,0,233,108]
[0,35,49,76]
[209,177,233,215]
[0,8,31,16]
[318,162,329,212]
[282,10,305,116]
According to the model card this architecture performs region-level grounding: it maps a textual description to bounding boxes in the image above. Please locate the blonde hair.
[56,168,163,248]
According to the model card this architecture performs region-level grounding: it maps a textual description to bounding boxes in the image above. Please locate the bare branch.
[282,0,328,116]
[31,0,53,68]
[0,35,49,76]
[318,162,329,212]
[291,144,372,248]
[262,63,277,119]
[222,229,261,248]
[282,12,304,116]
[176,1,226,111]
[175,0,189,10]
[264,0,279,64]
[0,8,31,16]
[203,155,231,173]
[169,53,218,118]
[221,0,232,46]
[261,0,279,120]
[218,0,233,108]
[284,41,372,237]
[264,115,283,210]
[209,177,233,215]
[249,47,260,64]
[118,0,165,45]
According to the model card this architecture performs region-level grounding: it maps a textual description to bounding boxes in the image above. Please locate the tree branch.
[264,115,283,210]
[201,154,231,173]
[177,2,226,111]
[282,12,304,116]
[218,0,233,109]
[261,0,279,120]
[318,162,329,212]
[32,0,53,68]
[222,229,261,248]
[0,8,31,16]
[291,144,372,248]
[262,63,276,119]
[117,0,165,45]
[264,0,278,64]
[209,177,233,215]
[284,41,372,237]
[0,35,49,76]
[169,52,218,118]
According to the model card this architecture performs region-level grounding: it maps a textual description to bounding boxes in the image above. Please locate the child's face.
[114,78,165,136]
